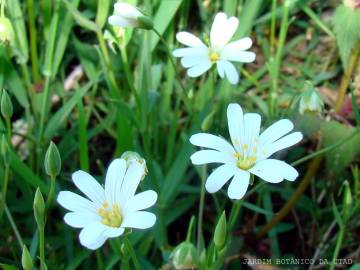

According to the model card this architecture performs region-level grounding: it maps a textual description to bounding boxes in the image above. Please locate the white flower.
[173,12,256,84]
[190,103,303,200]
[57,158,157,250]
[108,2,153,29]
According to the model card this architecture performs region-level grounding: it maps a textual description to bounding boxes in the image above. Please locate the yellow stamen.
[243,144,248,150]
[98,202,122,227]
[209,51,220,62]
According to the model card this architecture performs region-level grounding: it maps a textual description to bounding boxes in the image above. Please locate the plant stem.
[123,236,140,270]
[197,165,207,252]
[0,163,10,218]
[228,199,242,232]
[152,28,191,109]
[330,225,345,270]
[5,116,11,143]
[270,0,277,55]
[335,42,360,112]
[4,204,24,249]
[45,175,56,211]
[26,0,41,82]
[39,226,45,269]
[257,155,323,238]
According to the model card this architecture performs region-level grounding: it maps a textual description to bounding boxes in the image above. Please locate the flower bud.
[108,2,153,30]
[1,89,13,119]
[21,245,33,270]
[0,0,14,45]
[44,141,61,177]
[214,211,227,250]
[33,188,45,228]
[121,151,148,180]
[299,82,324,115]
[170,242,198,270]
[1,134,9,165]
[342,181,352,221]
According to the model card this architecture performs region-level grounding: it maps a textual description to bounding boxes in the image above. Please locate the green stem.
[197,165,207,252]
[5,116,11,143]
[152,28,191,109]
[38,76,52,142]
[39,226,45,269]
[0,163,10,218]
[228,199,242,232]
[45,175,56,211]
[26,0,41,82]
[335,41,360,112]
[4,204,24,249]
[123,236,140,270]
[330,225,345,270]
[269,2,290,118]
[270,0,277,54]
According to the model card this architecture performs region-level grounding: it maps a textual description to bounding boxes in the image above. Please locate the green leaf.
[150,0,183,51]
[332,5,360,68]
[44,82,93,140]
[63,0,100,32]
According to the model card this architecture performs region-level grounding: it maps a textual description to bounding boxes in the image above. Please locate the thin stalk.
[152,28,191,109]
[257,155,323,238]
[38,76,52,142]
[5,116,11,142]
[335,42,360,112]
[197,165,207,252]
[26,0,41,82]
[4,204,24,249]
[330,225,345,270]
[228,199,242,232]
[123,236,140,270]
[39,226,45,269]
[0,163,10,218]
[45,175,56,211]
[270,0,277,54]
[269,2,290,117]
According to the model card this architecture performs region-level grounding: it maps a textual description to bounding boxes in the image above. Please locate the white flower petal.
[57,191,97,213]
[119,161,144,205]
[176,32,206,48]
[227,103,244,152]
[173,47,207,58]
[181,54,208,68]
[259,119,294,147]
[114,2,142,19]
[227,170,250,200]
[124,190,157,214]
[72,170,105,206]
[189,133,235,153]
[263,132,303,158]
[205,164,237,193]
[108,16,134,27]
[187,60,212,77]
[64,212,100,228]
[190,150,235,165]
[249,159,299,182]
[103,227,125,238]
[221,49,256,63]
[210,13,238,48]
[105,159,127,205]
[216,60,226,78]
[222,60,239,84]
[79,222,107,250]
[243,113,261,145]
[226,37,253,51]
[121,211,156,229]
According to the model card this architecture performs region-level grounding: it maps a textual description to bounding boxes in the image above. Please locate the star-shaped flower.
[57,158,157,249]
[190,103,303,200]
[173,12,256,84]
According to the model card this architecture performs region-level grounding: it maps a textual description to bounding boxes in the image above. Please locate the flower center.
[208,49,220,63]
[234,153,257,170]
[98,202,122,227]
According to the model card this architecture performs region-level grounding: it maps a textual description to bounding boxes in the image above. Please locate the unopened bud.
[214,211,227,249]
[44,141,61,177]
[121,151,148,180]
[1,89,13,119]
[33,188,45,228]
[170,242,198,270]
[21,245,33,270]
[299,81,323,115]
